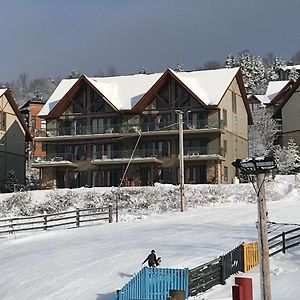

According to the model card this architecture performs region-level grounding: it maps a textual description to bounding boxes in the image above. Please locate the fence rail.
[269,226,300,256]
[189,244,244,296]
[0,205,113,235]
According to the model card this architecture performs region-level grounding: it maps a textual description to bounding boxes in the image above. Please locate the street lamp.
[232,156,276,300]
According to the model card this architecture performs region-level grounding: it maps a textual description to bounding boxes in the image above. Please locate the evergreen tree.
[273,138,300,174]
[288,68,300,81]
[3,170,18,193]
[225,54,239,68]
[267,56,287,81]
[240,53,267,94]
[175,62,184,72]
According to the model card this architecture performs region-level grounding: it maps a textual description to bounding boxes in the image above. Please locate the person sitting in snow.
[142,250,160,267]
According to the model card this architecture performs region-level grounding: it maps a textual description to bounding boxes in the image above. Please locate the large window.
[72,87,85,113]
[92,143,114,159]
[92,118,115,134]
[90,89,105,112]
[74,145,87,160]
[140,141,171,157]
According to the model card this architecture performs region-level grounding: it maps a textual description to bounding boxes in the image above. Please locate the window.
[0,112,6,131]
[223,109,227,128]
[74,145,87,160]
[224,140,227,155]
[232,92,237,114]
[31,116,36,130]
[158,141,171,157]
[224,166,228,181]
[159,168,172,183]
[41,119,46,130]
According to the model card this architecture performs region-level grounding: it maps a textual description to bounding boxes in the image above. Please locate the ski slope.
[0,187,299,299]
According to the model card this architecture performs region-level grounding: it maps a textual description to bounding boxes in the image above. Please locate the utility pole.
[178,111,185,212]
[256,173,271,300]
[232,156,276,300]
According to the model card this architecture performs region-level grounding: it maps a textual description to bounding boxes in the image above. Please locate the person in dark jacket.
[142,250,159,267]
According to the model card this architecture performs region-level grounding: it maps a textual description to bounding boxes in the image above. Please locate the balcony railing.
[92,149,168,160]
[35,119,224,138]
[184,146,225,157]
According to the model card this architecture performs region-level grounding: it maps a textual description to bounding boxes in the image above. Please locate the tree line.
[2,50,300,106]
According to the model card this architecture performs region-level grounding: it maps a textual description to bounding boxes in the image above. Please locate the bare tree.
[201,60,223,70]
[291,51,300,65]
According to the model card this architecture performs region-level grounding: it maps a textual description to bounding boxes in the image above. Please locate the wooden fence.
[113,267,189,300]
[243,242,259,272]
[189,244,244,296]
[0,205,113,235]
[269,226,300,256]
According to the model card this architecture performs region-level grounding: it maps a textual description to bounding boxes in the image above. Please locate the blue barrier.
[113,267,189,300]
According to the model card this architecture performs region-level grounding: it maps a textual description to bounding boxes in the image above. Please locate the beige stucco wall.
[281,86,300,148]
[0,93,26,187]
[217,78,249,183]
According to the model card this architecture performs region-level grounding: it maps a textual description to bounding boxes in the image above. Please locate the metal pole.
[178,112,185,212]
[256,173,271,300]
[116,130,142,222]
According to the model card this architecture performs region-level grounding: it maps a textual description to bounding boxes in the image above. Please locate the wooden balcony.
[31,154,78,168]
[91,149,163,165]
[34,119,224,142]
[183,146,225,161]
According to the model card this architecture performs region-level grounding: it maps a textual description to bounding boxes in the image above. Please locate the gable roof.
[0,89,32,141]
[39,73,163,117]
[263,80,293,105]
[273,76,300,118]
[39,67,250,121]
[169,67,240,106]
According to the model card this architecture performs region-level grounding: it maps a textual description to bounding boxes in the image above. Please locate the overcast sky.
[1,0,300,81]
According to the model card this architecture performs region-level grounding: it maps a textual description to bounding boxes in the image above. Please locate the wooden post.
[282,231,286,254]
[256,173,271,300]
[43,211,47,231]
[9,217,13,234]
[108,205,113,223]
[76,208,80,227]
[220,255,226,285]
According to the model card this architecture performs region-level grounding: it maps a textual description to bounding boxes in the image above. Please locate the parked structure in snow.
[33,68,252,189]
[0,89,32,189]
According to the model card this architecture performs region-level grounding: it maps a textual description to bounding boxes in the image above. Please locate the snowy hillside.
[0,175,299,300]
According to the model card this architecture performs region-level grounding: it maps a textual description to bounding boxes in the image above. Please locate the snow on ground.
[0,176,299,299]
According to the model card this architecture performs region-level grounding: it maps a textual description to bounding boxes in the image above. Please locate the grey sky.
[0,0,300,81]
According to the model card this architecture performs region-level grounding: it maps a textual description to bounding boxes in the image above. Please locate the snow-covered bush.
[0,177,298,219]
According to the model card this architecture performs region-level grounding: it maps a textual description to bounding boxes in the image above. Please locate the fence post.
[9,217,13,234]
[108,204,113,223]
[282,231,286,254]
[220,255,226,285]
[43,211,47,231]
[76,208,80,227]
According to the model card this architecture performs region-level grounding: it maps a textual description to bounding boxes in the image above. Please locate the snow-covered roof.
[85,73,162,110]
[38,79,78,116]
[39,67,240,116]
[264,80,290,103]
[169,67,240,105]
[280,64,300,71]
[0,88,7,97]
